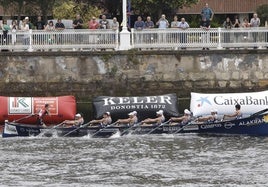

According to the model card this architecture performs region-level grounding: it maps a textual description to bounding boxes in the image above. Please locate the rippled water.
[1,134,268,187]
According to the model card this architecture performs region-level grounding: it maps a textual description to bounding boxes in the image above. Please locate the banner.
[0,95,76,124]
[93,93,179,121]
[190,91,268,116]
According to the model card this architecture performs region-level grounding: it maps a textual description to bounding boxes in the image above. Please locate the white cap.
[25,17,29,20]
[105,112,110,115]
[211,109,218,113]
[184,109,191,115]
[156,110,163,115]
[75,113,81,118]
[128,111,137,116]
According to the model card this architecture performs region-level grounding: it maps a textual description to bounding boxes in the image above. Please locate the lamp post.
[119,0,131,50]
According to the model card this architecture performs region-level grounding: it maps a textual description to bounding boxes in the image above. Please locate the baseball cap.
[75,113,81,118]
[184,109,191,115]
[156,110,163,115]
[105,112,110,115]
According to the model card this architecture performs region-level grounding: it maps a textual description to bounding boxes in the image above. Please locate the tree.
[256,4,268,26]
[127,0,198,21]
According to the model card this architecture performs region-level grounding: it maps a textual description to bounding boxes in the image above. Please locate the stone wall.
[0,50,268,101]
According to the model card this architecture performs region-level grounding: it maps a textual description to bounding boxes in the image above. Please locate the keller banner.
[190,90,268,116]
[93,93,179,121]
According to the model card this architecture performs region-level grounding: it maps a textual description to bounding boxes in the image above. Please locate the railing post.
[217,27,223,49]
[28,29,34,52]
[119,0,131,50]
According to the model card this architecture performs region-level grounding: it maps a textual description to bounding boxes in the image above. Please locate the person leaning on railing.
[178,17,189,49]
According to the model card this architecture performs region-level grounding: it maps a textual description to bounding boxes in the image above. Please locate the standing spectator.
[134,16,145,44]
[35,16,45,30]
[72,14,83,50]
[45,20,55,48]
[21,19,30,47]
[250,13,260,48]
[134,16,145,30]
[156,14,169,43]
[233,17,240,44]
[144,16,154,29]
[171,15,179,28]
[10,20,18,45]
[223,17,233,49]
[144,16,155,43]
[178,17,189,49]
[111,17,119,31]
[242,17,250,47]
[88,17,99,47]
[88,17,99,29]
[55,18,65,44]
[73,14,83,29]
[1,19,10,45]
[201,3,214,21]
[170,16,179,49]
[200,17,210,50]
[156,14,169,29]
[99,14,109,29]
[25,17,33,29]
[35,16,45,46]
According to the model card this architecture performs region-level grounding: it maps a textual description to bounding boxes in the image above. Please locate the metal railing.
[131,27,268,50]
[0,27,267,51]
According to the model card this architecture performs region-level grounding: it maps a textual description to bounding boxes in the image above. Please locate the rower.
[169,109,192,125]
[223,104,242,120]
[63,113,84,127]
[141,110,165,126]
[195,109,218,123]
[116,111,138,127]
[90,112,112,127]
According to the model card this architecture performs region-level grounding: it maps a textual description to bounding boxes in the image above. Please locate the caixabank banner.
[190,90,268,116]
[0,95,76,124]
[93,93,179,121]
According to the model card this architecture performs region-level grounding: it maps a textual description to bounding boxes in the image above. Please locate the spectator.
[10,20,18,45]
[144,16,154,29]
[201,2,214,21]
[223,17,233,48]
[25,17,33,29]
[171,15,179,28]
[250,13,260,48]
[241,17,250,47]
[45,20,55,46]
[1,19,10,45]
[178,17,189,49]
[73,14,83,29]
[134,16,145,30]
[111,17,119,31]
[55,18,65,45]
[72,14,83,50]
[200,17,210,50]
[144,16,155,43]
[21,19,30,46]
[156,14,169,29]
[88,17,99,29]
[99,14,109,29]
[233,17,240,44]
[35,16,45,30]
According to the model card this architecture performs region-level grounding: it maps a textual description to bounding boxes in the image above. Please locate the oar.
[173,122,192,134]
[13,114,35,122]
[120,122,142,136]
[62,122,91,137]
[90,122,117,137]
[250,108,268,117]
[147,120,170,135]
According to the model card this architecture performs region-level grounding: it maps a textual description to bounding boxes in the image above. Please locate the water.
[1,134,268,187]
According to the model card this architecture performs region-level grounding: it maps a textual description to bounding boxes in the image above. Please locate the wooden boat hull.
[2,122,119,138]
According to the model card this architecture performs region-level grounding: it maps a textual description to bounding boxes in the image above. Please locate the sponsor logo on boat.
[183,125,199,131]
[200,123,222,129]
[224,122,236,129]
[4,124,18,135]
[238,118,264,126]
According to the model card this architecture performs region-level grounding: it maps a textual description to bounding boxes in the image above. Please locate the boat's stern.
[2,120,19,138]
